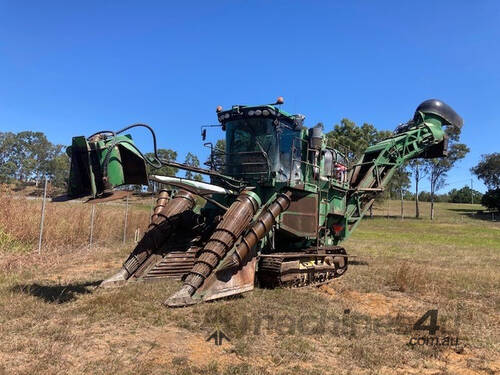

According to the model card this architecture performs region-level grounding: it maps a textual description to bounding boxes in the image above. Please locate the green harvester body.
[63,98,463,306]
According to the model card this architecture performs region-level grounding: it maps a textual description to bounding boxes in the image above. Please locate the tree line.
[0,131,69,188]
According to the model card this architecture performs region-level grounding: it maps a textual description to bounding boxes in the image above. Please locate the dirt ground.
[0,200,498,374]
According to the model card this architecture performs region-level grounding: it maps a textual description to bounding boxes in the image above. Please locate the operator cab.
[215,100,304,184]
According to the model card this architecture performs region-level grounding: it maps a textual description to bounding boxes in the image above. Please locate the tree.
[16,131,60,184]
[0,132,17,182]
[471,153,500,212]
[481,189,500,212]
[423,125,469,220]
[408,160,427,218]
[325,119,392,162]
[448,186,483,204]
[212,139,226,172]
[0,131,66,185]
[327,118,412,217]
[418,191,450,203]
[385,166,411,199]
[184,152,203,181]
[471,153,500,189]
[326,118,396,214]
[387,166,411,218]
[145,149,178,177]
[205,138,226,172]
[145,148,178,192]
[418,191,432,202]
[48,153,70,189]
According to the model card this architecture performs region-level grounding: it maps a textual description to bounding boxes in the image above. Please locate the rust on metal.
[141,247,200,281]
[219,190,292,271]
[123,189,196,275]
[183,190,259,292]
[199,258,258,301]
[150,189,170,223]
[100,190,197,288]
[280,193,318,237]
[258,247,348,288]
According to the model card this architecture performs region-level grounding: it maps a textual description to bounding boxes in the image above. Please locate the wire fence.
[0,180,155,254]
[1,179,497,255]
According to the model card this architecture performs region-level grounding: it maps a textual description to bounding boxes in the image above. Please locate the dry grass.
[0,199,499,374]
[390,262,430,293]
[0,185,151,253]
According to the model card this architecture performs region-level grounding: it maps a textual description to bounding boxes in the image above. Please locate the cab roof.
[216,104,299,126]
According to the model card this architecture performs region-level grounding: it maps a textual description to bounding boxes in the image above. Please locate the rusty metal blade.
[196,258,257,302]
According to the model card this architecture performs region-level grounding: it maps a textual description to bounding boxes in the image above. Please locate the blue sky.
[1,1,498,193]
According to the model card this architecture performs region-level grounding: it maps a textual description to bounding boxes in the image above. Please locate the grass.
[0,184,152,252]
[0,198,498,374]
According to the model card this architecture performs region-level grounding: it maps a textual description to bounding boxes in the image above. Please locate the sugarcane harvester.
[63,98,463,307]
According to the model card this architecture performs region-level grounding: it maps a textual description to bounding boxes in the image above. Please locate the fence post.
[123,194,129,245]
[149,195,154,224]
[89,204,96,249]
[400,190,404,220]
[134,228,140,243]
[38,177,48,254]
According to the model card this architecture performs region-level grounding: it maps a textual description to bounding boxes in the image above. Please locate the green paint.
[65,99,460,253]
[67,134,147,198]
